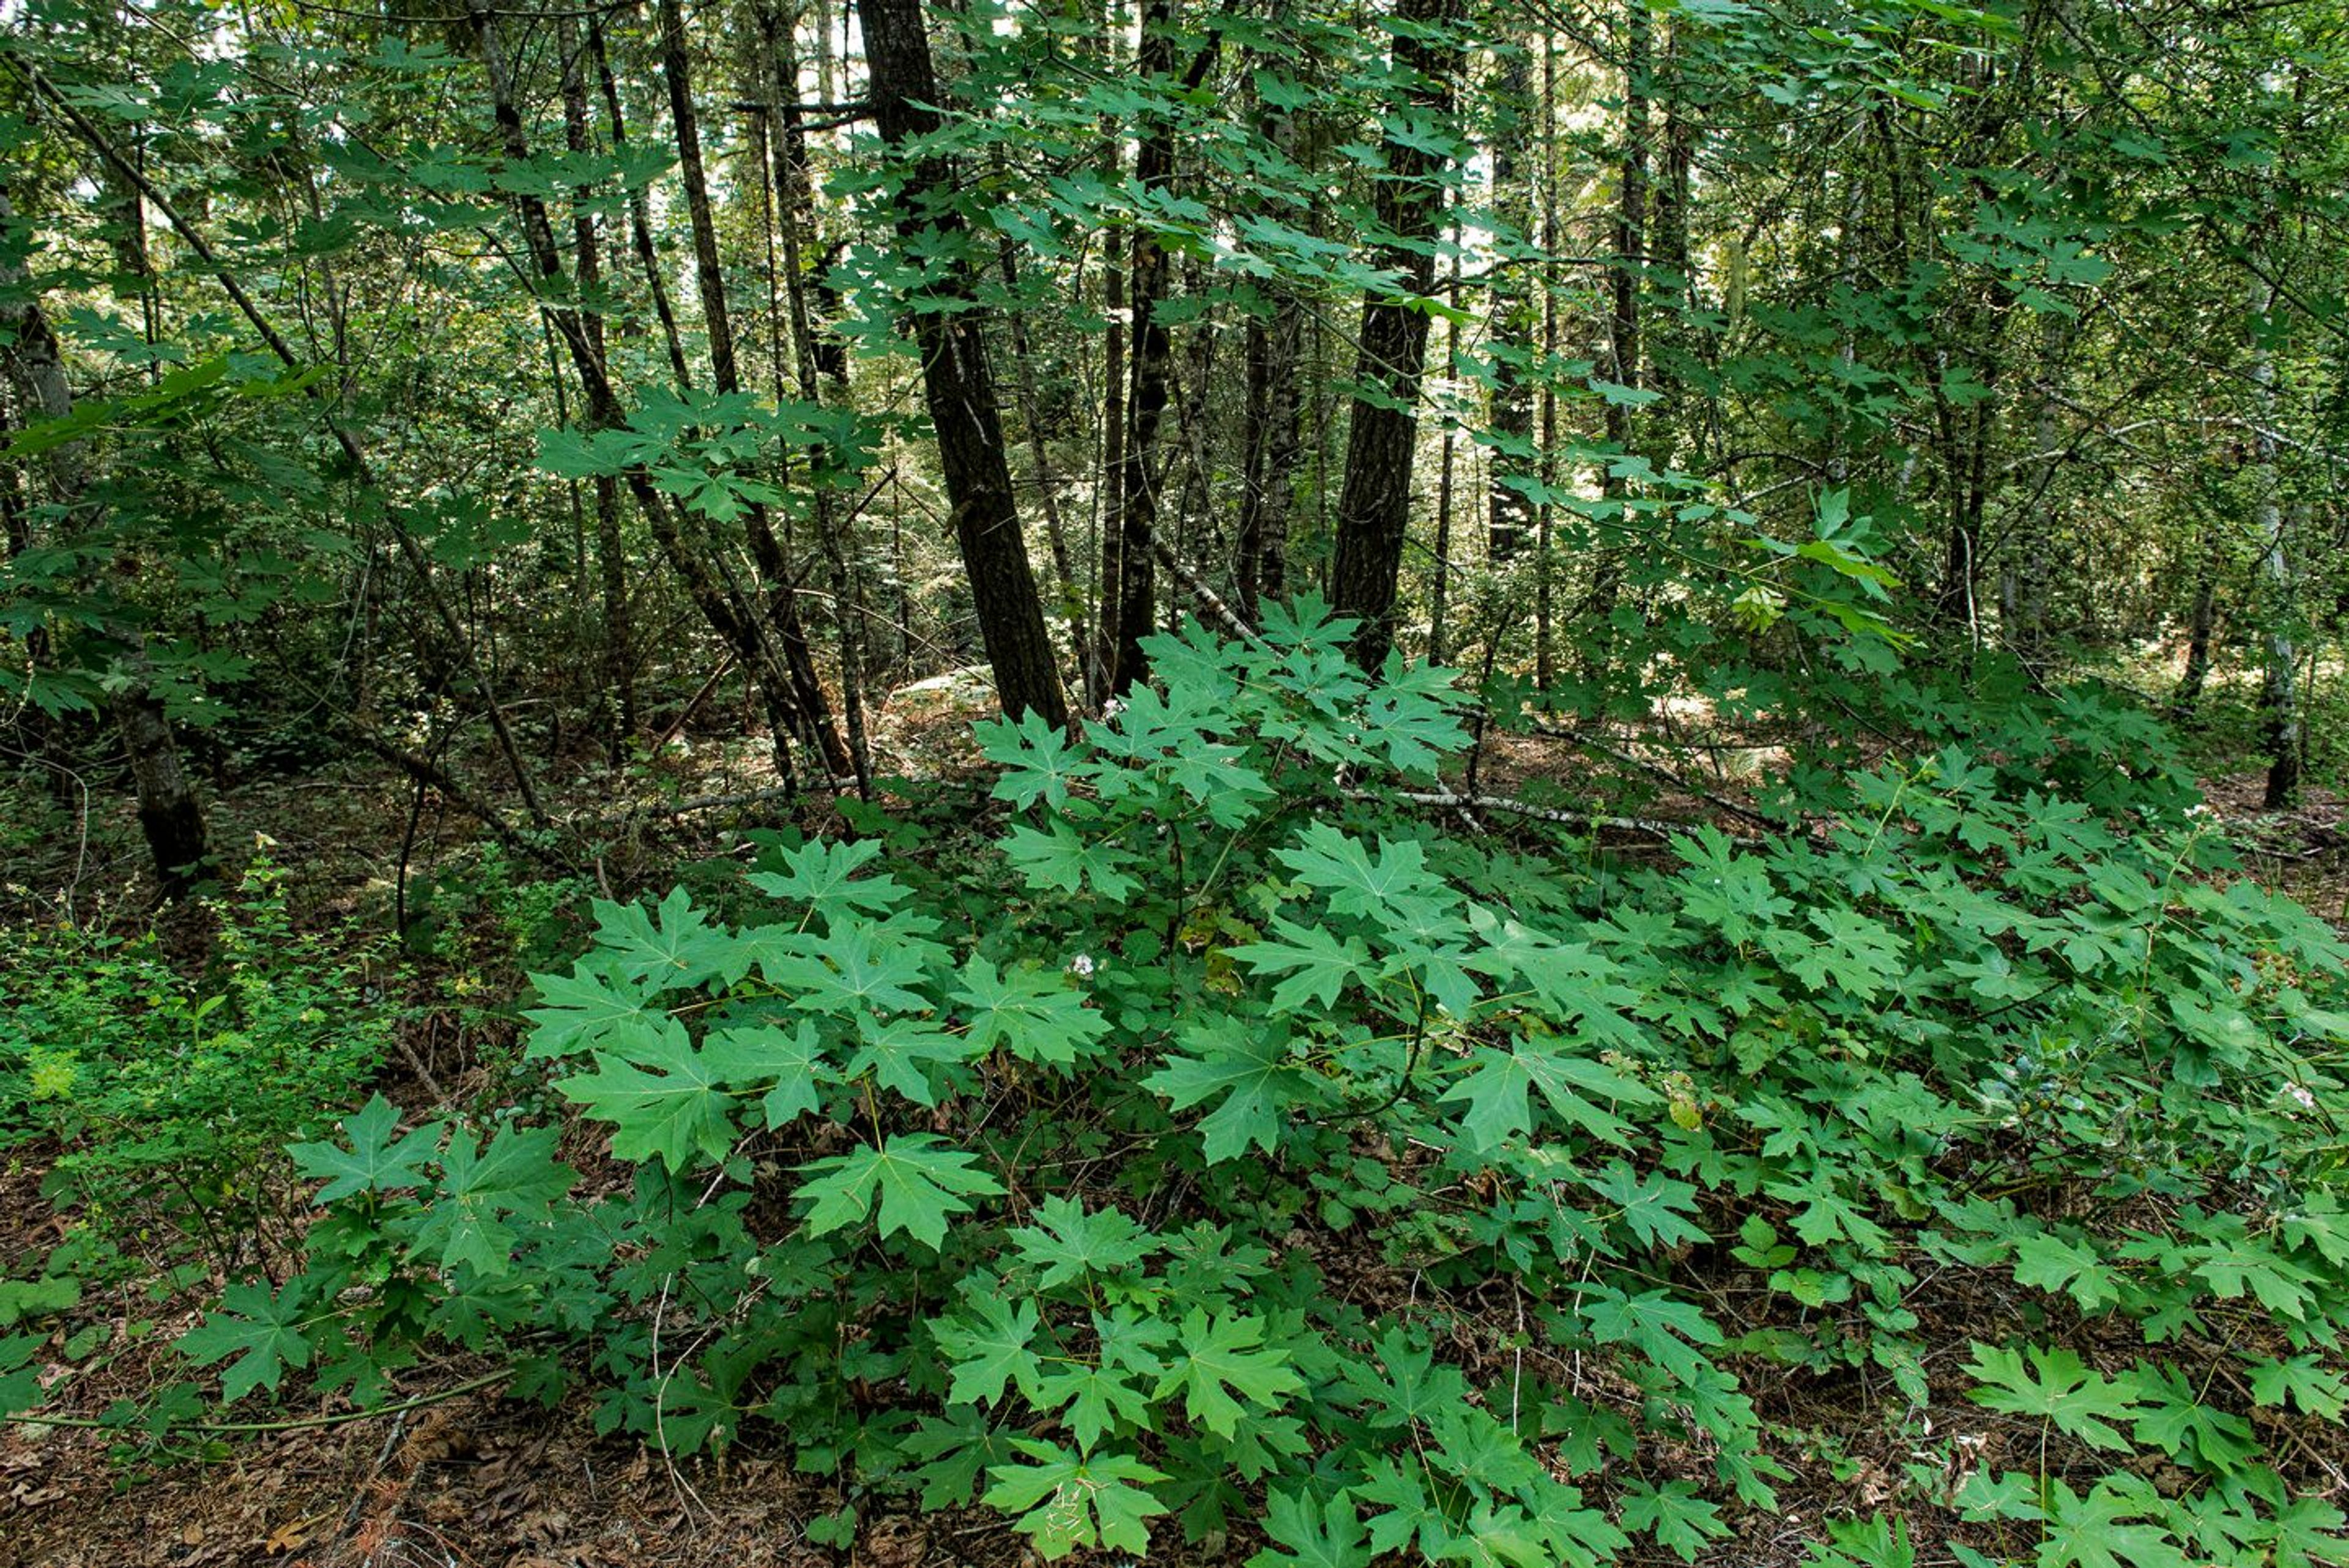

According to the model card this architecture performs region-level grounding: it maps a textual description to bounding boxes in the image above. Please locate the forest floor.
[2,689,2343,1568]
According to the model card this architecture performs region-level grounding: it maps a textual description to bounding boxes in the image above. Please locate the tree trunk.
[855,0,1069,726]
[1235,75,1303,623]
[589,17,697,393]
[1429,232,1461,666]
[472,0,808,791]
[1534,32,1557,691]
[560,20,637,758]
[2246,273,2299,806]
[656,0,850,781]
[1587,0,1650,655]
[2173,537,2216,718]
[762,0,875,795]
[1111,1,1169,696]
[998,234,1102,702]
[1326,0,1465,669]
[1484,42,1536,562]
[0,183,211,897]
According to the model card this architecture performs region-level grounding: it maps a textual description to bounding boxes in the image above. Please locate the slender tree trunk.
[1103,0,1214,692]
[855,0,1069,726]
[998,236,1102,702]
[1429,233,1461,666]
[1234,65,1304,619]
[1485,42,1536,562]
[589,17,697,393]
[2246,273,2299,806]
[1326,0,1465,669]
[472,0,806,792]
[2174,534,2216,717]
[2260,505,2302,808]
[1534,32,1559,691]
[0,184,210,897]
[762,0,874,795]
[560,20,636,759]
[656,0,850,781]
[1587,0,1649,657]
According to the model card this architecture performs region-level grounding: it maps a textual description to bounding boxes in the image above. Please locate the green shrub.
[71,607,2349,1566]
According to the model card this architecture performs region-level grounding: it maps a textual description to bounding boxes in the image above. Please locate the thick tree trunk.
[855,0,1069,726]
[1326,0,1465,669]
[113,660,211,897]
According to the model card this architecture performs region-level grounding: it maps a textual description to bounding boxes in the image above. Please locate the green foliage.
[78,609,2338,1566]
[0,857,392,1264]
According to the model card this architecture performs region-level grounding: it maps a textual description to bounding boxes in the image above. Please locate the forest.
[1,0,2346,1562]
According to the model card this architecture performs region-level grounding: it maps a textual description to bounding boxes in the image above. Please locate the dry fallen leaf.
[262,1512,327,1555]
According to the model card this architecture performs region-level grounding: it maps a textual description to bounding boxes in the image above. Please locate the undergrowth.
[5,607,2347,1567]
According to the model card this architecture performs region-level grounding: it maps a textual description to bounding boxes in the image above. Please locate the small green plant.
[0,854,392,1271]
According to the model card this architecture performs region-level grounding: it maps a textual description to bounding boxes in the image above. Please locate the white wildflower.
[1067,953,1096,979]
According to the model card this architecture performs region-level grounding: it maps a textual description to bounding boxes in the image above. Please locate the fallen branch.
[593,784,803,825]
[1368,788,1761,845]
[340,727,571,870]
[1526,720,1783,831]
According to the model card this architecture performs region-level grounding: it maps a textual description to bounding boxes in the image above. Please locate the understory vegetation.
[6,615,2348,1566]
[4,0,2348,1561]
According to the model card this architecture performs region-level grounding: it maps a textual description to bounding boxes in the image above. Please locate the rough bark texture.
[1326,0,1465,669]
[856,0,1068,726]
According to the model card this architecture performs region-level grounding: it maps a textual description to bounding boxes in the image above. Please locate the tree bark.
[1326,0,1465,669]
[1235,71,1304,622]
[655,0,850,781]
[0,183,211,897]
[855,0,1069,726]
[1484,42,1536,562]
[1107,0,1188,694]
